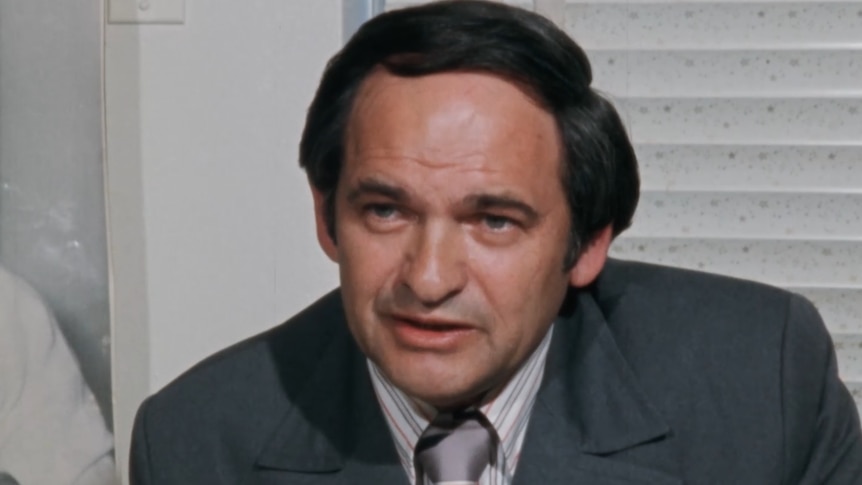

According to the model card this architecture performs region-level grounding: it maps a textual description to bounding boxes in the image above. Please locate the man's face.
[314,71,607,409]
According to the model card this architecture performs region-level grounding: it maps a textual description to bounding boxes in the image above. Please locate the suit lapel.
[514,291,682,485]
[253,318,409,485]
[249,281,682,484]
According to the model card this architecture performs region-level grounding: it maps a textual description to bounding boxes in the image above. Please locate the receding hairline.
[341,65,567,184]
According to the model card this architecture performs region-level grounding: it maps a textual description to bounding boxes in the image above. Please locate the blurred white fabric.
[0,265,115,485]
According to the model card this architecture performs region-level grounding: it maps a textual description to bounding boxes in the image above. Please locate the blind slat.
[637,144,862,190]
[629,192,862,238]
[611,237,862,286]
[592,49,862,97]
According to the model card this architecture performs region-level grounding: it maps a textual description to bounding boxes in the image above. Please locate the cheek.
[337,239,394,351]
[465,232,570,326]
[467,231,568,290]
[337,227,404,300]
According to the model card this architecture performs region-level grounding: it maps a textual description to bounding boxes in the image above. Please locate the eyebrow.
[464,193,540,223]
[345,178,410,204]
[345,179,540,223]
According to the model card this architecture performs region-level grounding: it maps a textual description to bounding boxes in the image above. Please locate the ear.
[310,184,339,263]
[568,224,613,288]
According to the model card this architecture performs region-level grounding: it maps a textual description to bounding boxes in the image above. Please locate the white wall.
[104,1,342,479]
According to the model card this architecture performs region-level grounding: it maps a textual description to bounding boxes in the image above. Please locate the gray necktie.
[414,408,495,484]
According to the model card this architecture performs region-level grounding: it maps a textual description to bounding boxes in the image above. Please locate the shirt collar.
[368,324,555,482]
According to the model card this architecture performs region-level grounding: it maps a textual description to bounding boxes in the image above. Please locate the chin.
[409,388,477,410]
[371,344,500,409]
[393,370,491,410]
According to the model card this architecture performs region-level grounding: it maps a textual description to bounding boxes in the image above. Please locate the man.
[0,265,116,485]
[130,1,862,483]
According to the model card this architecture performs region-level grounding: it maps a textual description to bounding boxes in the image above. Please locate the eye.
[365,203,399,220]
[482,214,516,231]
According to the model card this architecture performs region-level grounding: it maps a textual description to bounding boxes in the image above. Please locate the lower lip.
[389,318,475,351]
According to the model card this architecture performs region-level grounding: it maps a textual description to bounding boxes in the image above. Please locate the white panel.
[106,1,342,480]
[792,287,862,334]
[109,0,185,24]
[629,192,862,238]
[566,2,862,49]
[591,49,862,97]
[131,2,341,391]
[619,97,862,144]
[636,144,862,191]
[610,237,862,286]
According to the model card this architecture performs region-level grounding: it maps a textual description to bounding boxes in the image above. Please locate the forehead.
[343,70,562,191]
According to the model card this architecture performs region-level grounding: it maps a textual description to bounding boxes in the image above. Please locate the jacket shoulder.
[131,290,347,482]
[596,258,800,327]
[153,289,344,403]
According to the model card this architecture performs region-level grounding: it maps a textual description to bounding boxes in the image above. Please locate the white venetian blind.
[383,0,862,411]
[565,0,862,413]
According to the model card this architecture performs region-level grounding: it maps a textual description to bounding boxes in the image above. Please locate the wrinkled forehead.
[337,70,566,213]
[344,69,561,166]
[350,65,553,122]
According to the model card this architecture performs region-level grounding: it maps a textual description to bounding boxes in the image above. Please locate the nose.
[400,221,467,307]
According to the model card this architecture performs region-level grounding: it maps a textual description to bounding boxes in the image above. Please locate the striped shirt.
[368,325,554,485]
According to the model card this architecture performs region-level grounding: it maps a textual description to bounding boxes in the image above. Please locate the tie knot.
[415,409,495,484]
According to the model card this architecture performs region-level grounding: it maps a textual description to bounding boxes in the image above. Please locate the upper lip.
[388,313,475,329]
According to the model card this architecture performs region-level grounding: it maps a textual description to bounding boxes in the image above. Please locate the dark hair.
[299,0,639,268]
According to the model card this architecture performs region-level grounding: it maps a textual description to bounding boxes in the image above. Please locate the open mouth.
[388,314,476,350]
[404,320,471,332]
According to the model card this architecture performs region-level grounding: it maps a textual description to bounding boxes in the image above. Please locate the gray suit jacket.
[130,259,862,484]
